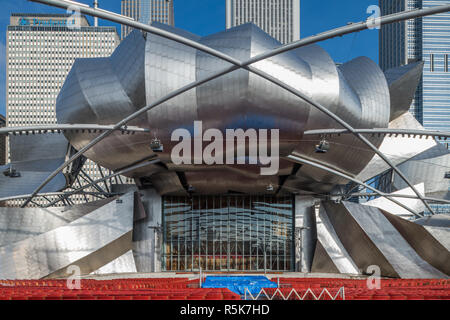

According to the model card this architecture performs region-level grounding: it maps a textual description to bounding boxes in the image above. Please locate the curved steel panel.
[357,112,438,182]
[382,211,450,276]
[0,134,70,199]
[55,23,405,195]
[315,205,360,274]
[385,61,424,121]
[0,193,134,279]
[56,31,152,171]
[323,201,446,278]
[0,198,116,247]
[90,250,137,275]
[363,184,426,220]
[394,142,450,195]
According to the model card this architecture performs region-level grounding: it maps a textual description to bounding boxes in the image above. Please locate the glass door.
[163,195,293,272]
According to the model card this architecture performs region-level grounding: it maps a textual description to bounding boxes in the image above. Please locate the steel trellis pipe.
[30,0,450,67]
[0,124,149,135]
[20,64,239,208]
[303,128,450,139]
[22,1,450,211]
[41,158,162,208]
[348,193,450,204]
[285,154,423,218]
[29,0,243,67]
[0,191,119,203]
[247,66,436,215]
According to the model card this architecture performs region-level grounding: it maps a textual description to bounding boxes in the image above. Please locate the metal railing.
[244,287,346,301]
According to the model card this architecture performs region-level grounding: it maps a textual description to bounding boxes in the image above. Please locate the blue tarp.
[202,276,278,295]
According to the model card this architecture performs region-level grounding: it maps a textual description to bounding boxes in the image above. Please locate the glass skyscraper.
[379,0,450,214]
[422,0,450,135]
[121,0,174,40]
[226,0,300,44]
[380,0,450,135]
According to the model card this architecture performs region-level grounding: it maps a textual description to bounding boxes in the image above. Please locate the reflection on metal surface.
[0,134,72,199]
[0,197,116,247]
[162,195,293,272]
[0,193,134,279]
[319,201,447,278]
[357,112,438,183]
[364,184,426,220]
[313,205,359,275]
[384,61,424,121]
[55,23,394,196]
[382,211,450,275]
[90,250,137,275]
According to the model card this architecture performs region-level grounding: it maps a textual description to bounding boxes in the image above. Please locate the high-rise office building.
[379,0,450,214]
[0,115,5,166]
[121,0,174,40]
[6,13,120,204]
[380,0,450,132]
[226,0,300,44]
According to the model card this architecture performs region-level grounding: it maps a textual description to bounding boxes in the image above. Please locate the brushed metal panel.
[0,193,134,279]
[56,30,152,171]
[315,205,359,274]
[0,171,67,199]
[415,214,450,228]
[0,133,70,199]
[341,201,446,278]
[394,142,450,195]
[90,250,137,275]
[384,61,424,121]
[0,197,116,247]
[423,227,450,253]
[46,232,133,279]
[53,22,419,195]
[9,134,68,164]
[311,241,341,274]
[358,112,437,182]
[363,183,426,220]
[381,210,450,276]
[150,172,186,196]
[323,201,400,278]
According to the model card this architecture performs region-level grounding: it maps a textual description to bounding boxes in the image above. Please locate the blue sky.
[0,0,380,116]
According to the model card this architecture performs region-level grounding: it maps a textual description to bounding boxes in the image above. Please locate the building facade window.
[430,53,435,72]
[445,54,449,72]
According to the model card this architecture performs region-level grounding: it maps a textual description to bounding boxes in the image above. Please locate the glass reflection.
[163,195,294,272]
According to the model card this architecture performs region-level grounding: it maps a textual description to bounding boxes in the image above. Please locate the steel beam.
[0,124,149,135]
[97,164,111,194]
[0,191,120,204]
[303,128,450,139]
